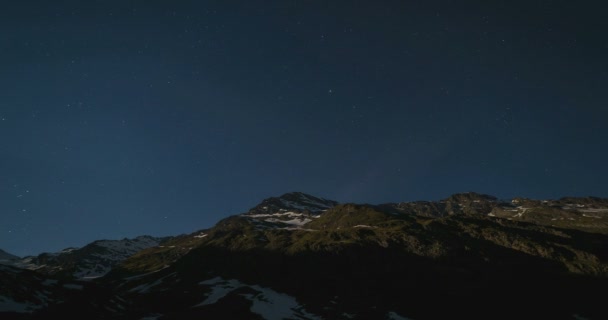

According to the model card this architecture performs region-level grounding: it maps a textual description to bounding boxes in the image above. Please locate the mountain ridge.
[2,191,608,319]
[0,235,171,280]
[3,191,606,257]
[0,249,19,262]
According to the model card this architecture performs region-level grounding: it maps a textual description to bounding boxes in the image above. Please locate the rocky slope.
[0,250,19,263]
[113,192,337,275]
[2,192,608,319]
[2,236,170,280]
[0,264,119,317]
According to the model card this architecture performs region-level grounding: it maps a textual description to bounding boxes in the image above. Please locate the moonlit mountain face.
[1,236,169,280]
[1,192,607,319]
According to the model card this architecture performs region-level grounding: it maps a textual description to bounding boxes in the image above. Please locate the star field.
[1,1,607,256]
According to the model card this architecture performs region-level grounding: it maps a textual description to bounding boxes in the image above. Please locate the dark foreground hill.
[2,192,607,319]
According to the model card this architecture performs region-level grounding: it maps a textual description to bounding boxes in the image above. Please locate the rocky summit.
[1,192,607,319]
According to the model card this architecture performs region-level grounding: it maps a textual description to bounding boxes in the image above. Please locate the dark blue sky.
[1,0,607,256]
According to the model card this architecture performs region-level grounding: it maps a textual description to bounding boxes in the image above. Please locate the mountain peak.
[444,192,497,202]
[1,235,168,280]
[247,192,338,215]
[0,248,19,261]
[277,191,332,203]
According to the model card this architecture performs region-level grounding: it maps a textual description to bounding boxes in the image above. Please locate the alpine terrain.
[1,192,607,319]
[1,236,170,280]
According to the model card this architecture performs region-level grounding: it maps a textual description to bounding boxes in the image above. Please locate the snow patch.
[279,227,317,232]
[247,211,317,230]
[244,285,321,320]
[248,212,306,218]
[266,217,312,226]
[387,311,412,320]
[582,214,601,218]
[129,273,178,293]
[196,277,243,306]
[513,207,529,218]
[123,266,170,281]
[196,277,320,319]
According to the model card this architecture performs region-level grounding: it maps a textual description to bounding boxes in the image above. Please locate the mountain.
[112,192,338,275]
[2,235,170,280]
[2,192,608,319]
[383,192,608,234]
[0,250,19,262]
[241,192,338,230]
[247,192,339,215]
[0,264,118,317]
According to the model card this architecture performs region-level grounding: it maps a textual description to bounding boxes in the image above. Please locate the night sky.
[2,1,607,256]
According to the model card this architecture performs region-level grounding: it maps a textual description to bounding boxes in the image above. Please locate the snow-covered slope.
[0,265,50,313]
[0,264,91,314]
[4,236,169,279]
[243,192,339,230]
[196,277,321,320]
[71,235,166,279]
[0,264,122,317]
[247,192,338,215]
